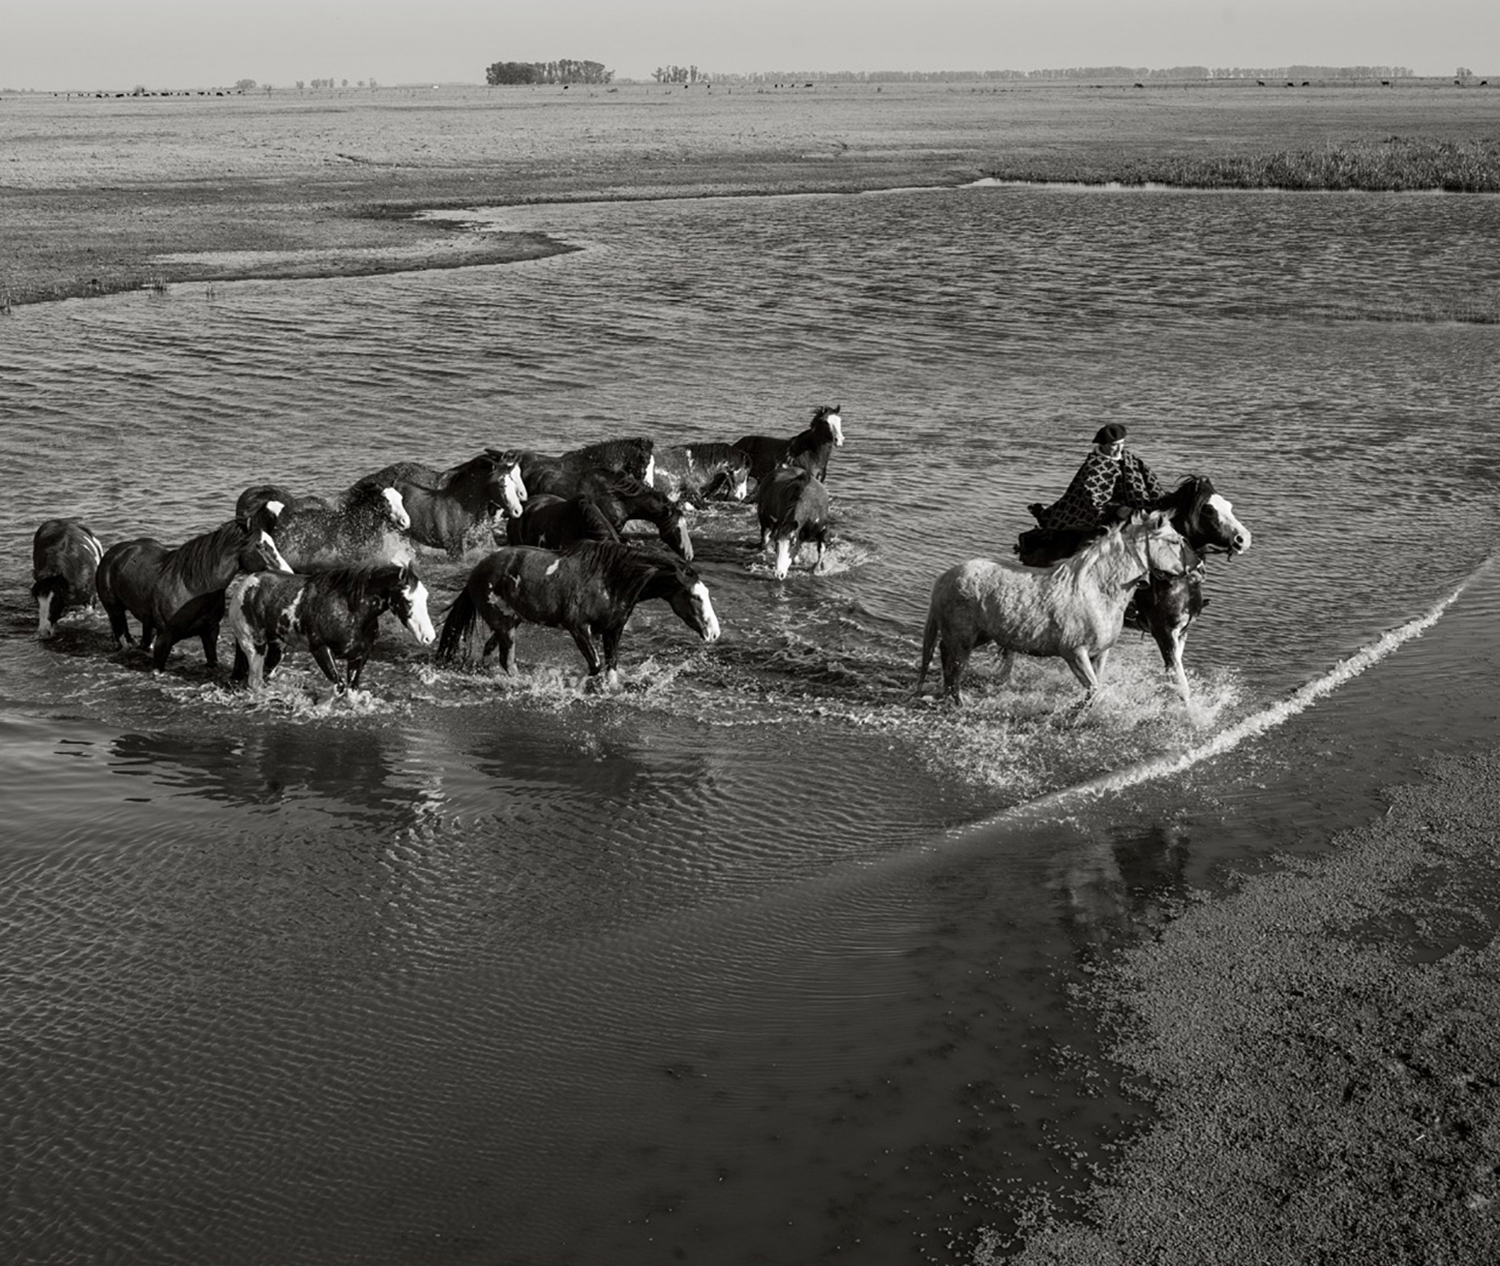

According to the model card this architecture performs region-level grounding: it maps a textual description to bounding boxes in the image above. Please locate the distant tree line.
[485,60,612,85]
[655,65,1419,85]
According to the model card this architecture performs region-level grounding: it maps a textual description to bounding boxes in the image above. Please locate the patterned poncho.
[1036,449,1164,532]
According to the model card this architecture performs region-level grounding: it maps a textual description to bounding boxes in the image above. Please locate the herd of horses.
[29,401,1253,706]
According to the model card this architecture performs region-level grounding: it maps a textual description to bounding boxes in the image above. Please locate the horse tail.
[916,595,940,694]
[436,588,478,663]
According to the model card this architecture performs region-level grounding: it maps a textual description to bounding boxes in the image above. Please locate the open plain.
[3,79,1497,304]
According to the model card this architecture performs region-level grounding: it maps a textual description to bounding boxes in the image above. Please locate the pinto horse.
[226,562,436,692]
[32,518,106,638]
[918,510,1195,706]
[1016,475,1252,701]
[506,494,622,550]
[652,443,752,503]
[436,541,720,684]
[272,482,414,570]
[349,450,526,558]
[734,405,845,487]
[757,465,831,579]
[95,517,293,671]
[518,437,656,500]
[235,485,329,524]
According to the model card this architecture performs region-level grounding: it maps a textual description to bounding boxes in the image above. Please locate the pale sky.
[4,0,1495,91]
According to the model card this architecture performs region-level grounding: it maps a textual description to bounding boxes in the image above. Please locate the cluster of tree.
[652,65,710,84]
[485,60,612,85]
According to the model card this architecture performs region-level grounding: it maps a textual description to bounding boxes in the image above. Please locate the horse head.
[654,556,721,644]
[241,525,294,575]
[1164,476,1252,557]
[383,563,436,645]
[659,505,694,562]
[483,449,528,519]
[813,404,845,447]
[1126,509,1197,578]
[379,486,412,531]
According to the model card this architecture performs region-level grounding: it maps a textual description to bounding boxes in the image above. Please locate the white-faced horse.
[918,510,1196,705]
[32,518,105,638]
[226,562,436,693]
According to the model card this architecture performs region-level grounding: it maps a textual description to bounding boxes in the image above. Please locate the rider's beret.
[1094,423,1128,445]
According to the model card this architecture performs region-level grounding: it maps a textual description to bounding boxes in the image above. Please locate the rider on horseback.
[1028,423,1164,533]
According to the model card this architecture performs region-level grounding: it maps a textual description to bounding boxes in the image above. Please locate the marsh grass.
[1032,137,1500,192]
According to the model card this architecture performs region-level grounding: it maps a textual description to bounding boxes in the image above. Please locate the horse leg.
[995,648,1015,687]
[310,644,347,691]
[150,633,174,672]
[264,641,285,679]
[570,627,605,680]
[347,656,367,690]
[1064,648,1100,693]
[940,637,972,706]
[103,599,135,649]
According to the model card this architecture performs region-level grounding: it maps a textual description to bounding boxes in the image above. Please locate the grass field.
[3,79,1497,305]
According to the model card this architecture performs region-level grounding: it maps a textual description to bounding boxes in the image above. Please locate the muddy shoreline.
[991,748,1500,1264]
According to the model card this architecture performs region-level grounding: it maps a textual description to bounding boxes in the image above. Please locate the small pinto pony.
[32,518,106,638]
[756,465,831,580]
[436,540,720,686]
[95,513,292,672]
[226,562,436,693]
[348,450,526,558]
[918,510,1195,706]
[734,405,845,487]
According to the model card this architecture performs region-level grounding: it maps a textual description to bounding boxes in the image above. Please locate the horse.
[651,442,752,503]
[226,562,436,692]
[917,510,1196,706]
[733,405,845,486]
[348,449,526,558]
[271,482,414,570]
[517,437,656,500]
[436,540,720,685]
[1016,476,1252,701]
[756,465,831,579]
[95,517,293,671]
[505,494,622,550]
[32,518,105,638]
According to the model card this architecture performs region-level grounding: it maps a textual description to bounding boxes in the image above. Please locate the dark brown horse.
[505,494,622,550]
[226,562,436,692]
[517,437,655,499]
[1015,475,1252,701]
[32,518,105,638]
[756,465,831,579]
[95,517,292,671]
[734,405,844,487]
[348,450,526,558]
[436,541,720,685]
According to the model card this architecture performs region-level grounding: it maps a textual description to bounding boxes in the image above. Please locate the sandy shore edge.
[992,747,1500,1263]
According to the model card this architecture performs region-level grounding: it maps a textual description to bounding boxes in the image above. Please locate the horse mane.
[342,480,396,515]
[309,562,410,608]
[164,520,254,589]
[1157,475,1215,520]
[565,539,675,603]
[1051,518,1151,592]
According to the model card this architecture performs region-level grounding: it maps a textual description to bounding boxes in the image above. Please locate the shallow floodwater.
[3,184,1499,1265]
